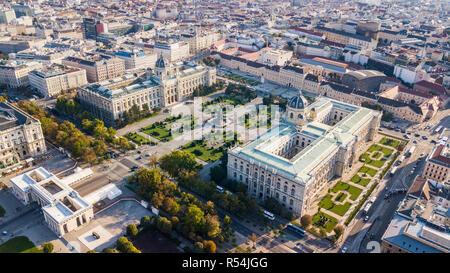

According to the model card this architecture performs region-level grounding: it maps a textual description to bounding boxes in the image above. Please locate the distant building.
[0,60,43,88]
[12,5,34,18]
[181,30,219,55]
[62,54,125,83]
[422,144,450,183]
[0,102,47,173]
[153,41,190,63]
[28,65,88,97]
[77,56,216,126]
[0,9,16,24]
[342,70,387,93]
[257,47,293,67]
[315,26,377,50]
[116,50,157,70]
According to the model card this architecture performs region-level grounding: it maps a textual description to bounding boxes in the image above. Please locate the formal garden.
[125,133,157,146]
[180,139,226,162]
[308,135,406,237]
[141,115,197,142]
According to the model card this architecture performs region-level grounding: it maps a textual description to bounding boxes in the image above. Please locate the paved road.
[339,106,449,253]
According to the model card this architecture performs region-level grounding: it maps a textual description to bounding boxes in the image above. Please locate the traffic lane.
[359,192,406,253]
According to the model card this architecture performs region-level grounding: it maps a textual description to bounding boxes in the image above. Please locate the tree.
[210,165,227,183]
[205,214,221,238]
[102,248,119,253]
[42,242,54,253]
[86,250,96,253]
[151,191,165,208]
[149,154,159,168]
[183,204,206,233]
[126,224,139,238]
[156,217,173,234]
[116,236,141,253]
[203,240,216,253]
[249,233,257,249]
[300,214,312,229]
[222,215,232,231]
[140,216,152,229]
[160,150,198,178]
[334,225,345,241]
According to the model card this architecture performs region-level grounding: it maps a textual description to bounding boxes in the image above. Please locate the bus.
[263,210,275,221]
[405,146,415,157]
[434,126,443,135]
[390,166,398,176]
[216,185,225,193]
[362,202,372,215]
[286,223,306,237]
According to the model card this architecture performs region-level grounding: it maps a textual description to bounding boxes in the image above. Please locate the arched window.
[298,114,303,119]
[277,182,280,190]
[290,112,293,119]
[284,185,287,193]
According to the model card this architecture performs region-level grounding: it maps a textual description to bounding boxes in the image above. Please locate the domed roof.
[287,93,307,110]
[155,54,166,68]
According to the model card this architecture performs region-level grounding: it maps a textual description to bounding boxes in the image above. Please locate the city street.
[339,105,449,253]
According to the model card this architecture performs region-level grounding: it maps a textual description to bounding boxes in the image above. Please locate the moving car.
[341,247,348,253]
[364,216,370,222]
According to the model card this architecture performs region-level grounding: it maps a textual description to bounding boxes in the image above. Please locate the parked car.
[422,136,428,140]
[2,231,8,236]
[413,140,418,144]
[364,216,370,222]
[341,247,348,253]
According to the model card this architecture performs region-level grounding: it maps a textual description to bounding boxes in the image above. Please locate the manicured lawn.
[125,133,154,145]
[181,140,225,162]
[367,158,386,168]
[380,146,393,157]
[0,205,5,217]
[351,174,371,187]
[334,192,347,202]
[380,137,400,148]
[318,194,334,210]
[347,184,363,201]
[312,212,338,233]
[331,181,363,201]
[142,124,172,142]
[359,166,378,177]
[0,236,43,253]
[329,202,352,216]
[360,153,371,162]
[372,151,381,159]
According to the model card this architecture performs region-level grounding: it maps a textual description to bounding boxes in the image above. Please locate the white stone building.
[77,55,216,126]
[227,94,381,216]
[28,65,88,97]
[0,60,43,88]
[0,102,47,173]
[10,167,93,237]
